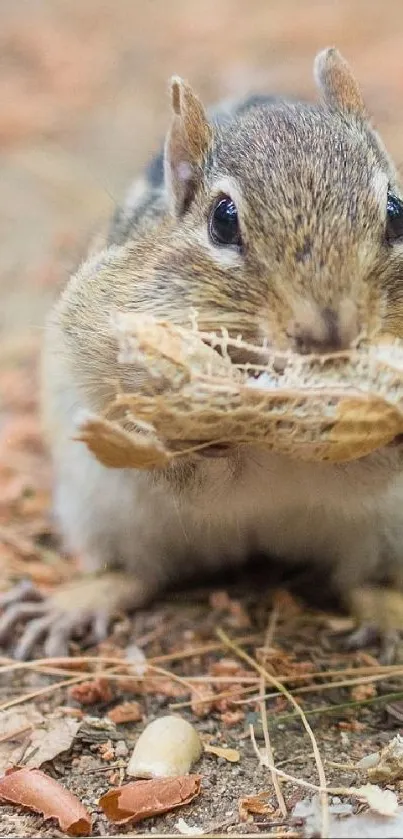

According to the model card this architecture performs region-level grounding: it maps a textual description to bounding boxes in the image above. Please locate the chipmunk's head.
[160,47,403,353]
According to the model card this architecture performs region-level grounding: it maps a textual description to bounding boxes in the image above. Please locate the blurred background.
[1,0,403,347]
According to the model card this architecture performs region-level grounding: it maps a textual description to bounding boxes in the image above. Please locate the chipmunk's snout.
[287,299,360,354]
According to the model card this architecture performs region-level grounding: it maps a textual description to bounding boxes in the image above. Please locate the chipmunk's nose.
[288,299,359,354]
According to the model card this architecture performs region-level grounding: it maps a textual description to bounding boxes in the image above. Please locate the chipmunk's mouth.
[198,443,233,458]
[388,434,403,448]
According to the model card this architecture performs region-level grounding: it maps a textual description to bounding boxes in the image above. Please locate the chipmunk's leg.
[0,448,176,659]
[343,586,402,664]
[328,528,402,663]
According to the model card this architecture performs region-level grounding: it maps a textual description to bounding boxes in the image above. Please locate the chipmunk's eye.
[209,195,242,247]
[386,189,403,241]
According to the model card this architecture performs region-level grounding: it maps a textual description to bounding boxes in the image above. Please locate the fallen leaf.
[209,658,244,677]
[118,676,187,698]
[107,702,142,724]
[204,744,240,763]
[127,716,202,778]
[142,677,188,698]
[349,783,398,816]
[256,646,314,681]
[22,716,80,769]
[0,707,44,774]
[68,677,113,705]
[99,775,202,825]
[351,683,376,702]
[239,791,275,821]
[0,767,92,836]
[220,710,245,727]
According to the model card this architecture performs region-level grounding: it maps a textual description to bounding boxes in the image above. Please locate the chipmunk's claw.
[0,572,150,660]
[0,579,111,659]
[342,585,403,665]
[343,622,400,665]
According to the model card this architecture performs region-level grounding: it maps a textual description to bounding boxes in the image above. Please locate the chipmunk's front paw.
[0,573,149,660]
[343,586,403,665]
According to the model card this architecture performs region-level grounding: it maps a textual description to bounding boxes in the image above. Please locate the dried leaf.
[68,677,113,705]
[0,707,44,774]
[0,767,92,836]
[99,775,202,825]
[349,783,398,816]
[21,716,80,769]
[119,676,187,698]
[239,792,275,821]
[220,710,245,727]
[108,702,143,724]
[209,658,243,677]
[127,715,202,778]
[204,744,240,763]
[255,646,314,681]
[351,683,377,702]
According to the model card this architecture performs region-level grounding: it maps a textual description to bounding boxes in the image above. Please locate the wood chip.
[239,791,275,821]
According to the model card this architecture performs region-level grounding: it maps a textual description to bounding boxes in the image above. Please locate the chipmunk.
[2,47,403,661]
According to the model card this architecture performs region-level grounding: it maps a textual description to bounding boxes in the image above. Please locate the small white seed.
[127,715,203,778]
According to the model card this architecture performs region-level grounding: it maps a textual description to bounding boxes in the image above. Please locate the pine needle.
[218,628,329,839]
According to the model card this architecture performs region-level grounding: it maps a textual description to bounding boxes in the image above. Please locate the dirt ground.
[3,1,403,837]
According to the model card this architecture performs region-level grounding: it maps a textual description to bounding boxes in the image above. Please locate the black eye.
[209,195,242,247]
[386,189,403,241]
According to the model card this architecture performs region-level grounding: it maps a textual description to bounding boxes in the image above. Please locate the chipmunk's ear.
[164,77,212,215]
[314,48,366,117]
